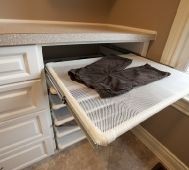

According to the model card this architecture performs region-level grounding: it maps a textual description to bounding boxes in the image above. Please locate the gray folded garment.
[68,56,170,98]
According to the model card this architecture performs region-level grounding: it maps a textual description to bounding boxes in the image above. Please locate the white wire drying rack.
[46,54,189,146]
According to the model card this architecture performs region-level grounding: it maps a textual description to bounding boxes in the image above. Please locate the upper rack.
[46,54,189,146]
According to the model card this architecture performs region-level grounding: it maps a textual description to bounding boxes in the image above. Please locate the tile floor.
[24,132,160,170]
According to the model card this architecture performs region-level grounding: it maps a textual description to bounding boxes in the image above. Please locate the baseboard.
[131,125,188,170]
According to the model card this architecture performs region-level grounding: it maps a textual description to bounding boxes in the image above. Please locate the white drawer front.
[0,45,44,85]
[0,80,49,121]
[0,110,53,154]
[0,138,54,170]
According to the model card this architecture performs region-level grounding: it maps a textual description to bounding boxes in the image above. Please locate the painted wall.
[108,0,189,166]
[108,0,180,61]
[0,0,114,23]
[0,0,179,61]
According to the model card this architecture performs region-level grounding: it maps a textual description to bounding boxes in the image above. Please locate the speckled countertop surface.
[0,20,157,46]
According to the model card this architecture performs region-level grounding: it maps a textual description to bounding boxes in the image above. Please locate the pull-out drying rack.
[46,54,189,146]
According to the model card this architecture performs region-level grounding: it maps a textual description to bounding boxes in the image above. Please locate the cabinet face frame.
[0,44,54,170]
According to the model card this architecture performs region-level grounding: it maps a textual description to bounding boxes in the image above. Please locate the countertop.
[0,20,157,46]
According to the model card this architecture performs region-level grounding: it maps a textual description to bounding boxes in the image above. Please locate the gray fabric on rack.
[68,56,170,98]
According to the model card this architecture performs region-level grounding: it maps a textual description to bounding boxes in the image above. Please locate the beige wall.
[108,0,180,61]
[108,0,189,166]
[0,0,114,23]
[0,0,179,61]
[0,0,179,60]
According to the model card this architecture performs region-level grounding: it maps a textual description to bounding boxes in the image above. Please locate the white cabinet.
[0,45,54,170]
[0,80,49,122]
[0,45,44,86]
[0,109,55,170]
[0,138,54,170]
[0,110,52,154]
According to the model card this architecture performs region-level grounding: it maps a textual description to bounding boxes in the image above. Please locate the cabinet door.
[0,109,53,154]
[0,45,44,85]
[0,80,49,122]
[0,138,54,170]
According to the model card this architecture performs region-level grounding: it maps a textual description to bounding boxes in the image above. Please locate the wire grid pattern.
[68,81,172,133]
[46,54,189,144]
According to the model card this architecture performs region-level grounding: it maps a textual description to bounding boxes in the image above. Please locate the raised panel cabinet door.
[0,80,49,122]
[0,109,53,154]
[0,45,44,85]
[0,137,55,170]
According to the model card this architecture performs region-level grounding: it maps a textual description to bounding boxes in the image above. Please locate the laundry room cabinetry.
[0,45,55,170]
[0,20,157,170]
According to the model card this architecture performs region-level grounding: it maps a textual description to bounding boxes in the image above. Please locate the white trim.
[140,41,150,56]
[161,0,189,67]
[132,125,189,170]
[160,0,189,114]
[173,99,189,117]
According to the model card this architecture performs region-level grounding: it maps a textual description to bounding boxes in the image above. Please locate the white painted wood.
[0,137,54,170]
[172,99,189,117]
[0,80,49,122]
[160,0,189,114]
[57,129,85,150]
[0,45,44,85]
[132,125,189,170]
[0,109,53,155]
[161,0,189,69]
[140,42,150,57]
